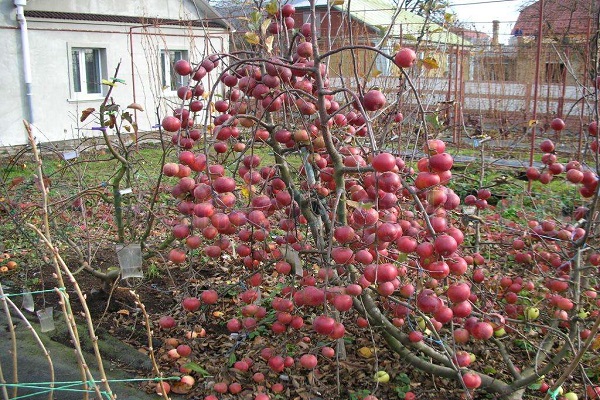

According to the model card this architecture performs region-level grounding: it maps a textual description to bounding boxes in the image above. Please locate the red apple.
[159,315,176,329]
[550,118,565,131]
[299,354,318,369]
[394,48,417,68]
[363,90,386,111]
[462,372,482,389]
[174,59,192,76]
[182,297,201,312]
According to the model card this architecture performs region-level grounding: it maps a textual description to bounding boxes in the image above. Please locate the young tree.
[157,0,600,398]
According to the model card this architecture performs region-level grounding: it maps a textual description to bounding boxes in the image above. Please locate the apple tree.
[155,1,600,399]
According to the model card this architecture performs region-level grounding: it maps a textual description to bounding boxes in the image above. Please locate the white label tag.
[62,151,79,160]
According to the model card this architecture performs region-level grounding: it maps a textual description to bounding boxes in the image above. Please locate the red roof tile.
[512,0,598,38]
[450,27,490,41]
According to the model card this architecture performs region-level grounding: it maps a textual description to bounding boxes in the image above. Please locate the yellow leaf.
[422,57,439,70]
[330,0,344,5]
[240,187,250,199]
[358,347,374,358]
[592,334,600,350]
[261,19,271,36]
[117,309,130,316]
[372,69,382,78]
[213,311,224,318]
[265,0,278,16]
[265,36,274,53]
[528,120,538,127]
[101,79,115,87]
[444,13,455,24]
[244,32,260,45]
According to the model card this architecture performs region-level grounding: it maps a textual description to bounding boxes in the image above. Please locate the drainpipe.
[15,0,34,124]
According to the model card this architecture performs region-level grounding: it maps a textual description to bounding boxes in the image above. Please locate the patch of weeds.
[393,372,412,398]
[145,262,162,279]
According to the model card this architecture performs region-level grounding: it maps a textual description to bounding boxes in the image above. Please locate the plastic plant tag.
[116,244,143,279]
[119,188,132,195]
[62,150,79,160]
[37,307,55,332]
[22,291,34,312]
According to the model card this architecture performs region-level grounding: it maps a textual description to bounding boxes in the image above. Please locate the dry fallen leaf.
[170,381,192,394]
[357,346,374,358]
[127,102,144,111]
[80,108,95,122]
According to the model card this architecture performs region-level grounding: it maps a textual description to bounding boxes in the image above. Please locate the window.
[71,48,104,96]
[545,62,565,83]
[375,46,392,75]
[473,57,515,82]
[161,50,188,91]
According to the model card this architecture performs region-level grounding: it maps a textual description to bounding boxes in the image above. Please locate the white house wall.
[1,1,228,147]
[1,4,25,146]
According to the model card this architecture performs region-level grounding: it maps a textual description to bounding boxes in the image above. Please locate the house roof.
[22,0,231,30]
[450,27,490,42]
[24,10,229,29]
[512,0,598,38]
[290,0,469,46]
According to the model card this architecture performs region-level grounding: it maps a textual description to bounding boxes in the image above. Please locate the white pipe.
[15,0,34,124]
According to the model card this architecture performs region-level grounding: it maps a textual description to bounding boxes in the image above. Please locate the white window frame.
[161,49,189,93]
[70,47,106,100]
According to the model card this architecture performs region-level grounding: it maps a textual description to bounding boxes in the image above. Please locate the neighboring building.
[504,0,599,119]
[289,0,469,78]
[450,27,490,47]
[1,0,230,147]
[511,0,599,86]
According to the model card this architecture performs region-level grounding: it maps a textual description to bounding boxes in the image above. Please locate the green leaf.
[426,113,442,130]
[228,352,237,366]
[121,112,133,124]
[483,366,497,374]
[395,373,410,384]
[250,11,261,23]
[182,362,210,377]
[528,383,542,390]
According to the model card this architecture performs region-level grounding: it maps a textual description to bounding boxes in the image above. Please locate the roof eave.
[192,0,234,31]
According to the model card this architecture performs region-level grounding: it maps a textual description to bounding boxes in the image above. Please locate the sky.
[448,0,529,44]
